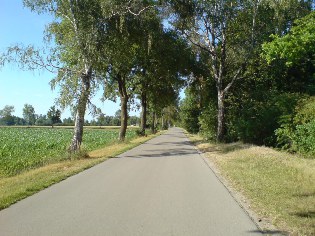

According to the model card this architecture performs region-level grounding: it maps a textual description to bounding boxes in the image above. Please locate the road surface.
[0,128,262,236]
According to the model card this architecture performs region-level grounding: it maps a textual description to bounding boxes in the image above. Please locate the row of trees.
[0,104,142,127]
[179,1,315,155]
[1,1,314,155]
[1,0,190,152]
[0,104,61,126]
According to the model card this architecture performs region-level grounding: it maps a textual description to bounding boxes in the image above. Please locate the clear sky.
[0,0,126,120]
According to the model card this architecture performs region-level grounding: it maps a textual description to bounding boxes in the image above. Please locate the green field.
[0,127,136,177]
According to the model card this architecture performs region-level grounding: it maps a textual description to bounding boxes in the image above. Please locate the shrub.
[294,121,315,156]
[275,96,315,157]
[227,92,300,145]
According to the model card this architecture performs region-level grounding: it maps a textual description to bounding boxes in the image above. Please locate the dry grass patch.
[187,133,315,236]
[0,133,161,210]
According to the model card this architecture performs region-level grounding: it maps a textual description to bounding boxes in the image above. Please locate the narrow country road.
[0,128,262,236]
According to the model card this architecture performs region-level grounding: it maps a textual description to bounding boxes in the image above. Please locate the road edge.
[182,130,286,235]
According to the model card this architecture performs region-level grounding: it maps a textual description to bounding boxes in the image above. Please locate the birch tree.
[170,0,265,142]
[1,0,155,151]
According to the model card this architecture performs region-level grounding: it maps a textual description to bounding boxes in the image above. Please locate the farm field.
[0,127,137,177]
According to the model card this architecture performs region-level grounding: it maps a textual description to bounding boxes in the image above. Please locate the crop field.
[0,127,137,177]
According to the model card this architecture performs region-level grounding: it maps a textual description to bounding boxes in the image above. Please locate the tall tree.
[169,1,254,141]
[95,108,106,127]
[102,24,137,140]
[1,0,156,151]
[45,0,109,150]
[131,19,193,135]
[0,105,15,126]
[170,0,312,142]
[102,7,160,140]
[0,105,15,118]
[23,104,36,125]
[47,106,61,125]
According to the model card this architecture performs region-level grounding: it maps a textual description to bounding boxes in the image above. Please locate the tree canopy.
[262,11,315,67]
[1,0,315,156]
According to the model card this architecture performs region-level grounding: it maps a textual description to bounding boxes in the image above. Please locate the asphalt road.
[0,128,262,236]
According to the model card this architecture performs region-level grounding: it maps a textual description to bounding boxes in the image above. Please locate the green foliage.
[135,129,145,136]
[227,91,301,145]
[293,121,315,156]
[198,103,217,141]
[128,116,139,126]
[23,104,36,125]
[34,115,51,126]
[275,96,315,156]
[174,0,313,143]
[47,106,61,124]
[262,11,315,67]
[62,117,75,126]
[0,106,17,126]
[1,0,313,153]
[179,88,200,134]
[294,97,315,124]
[0,128,137,176]
[0,105,15,118]
[90,115,121,126]
[161,105,179,129]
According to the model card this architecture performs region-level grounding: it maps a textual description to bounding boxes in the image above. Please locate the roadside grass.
[187,134,315,236]
[0,133,161,210]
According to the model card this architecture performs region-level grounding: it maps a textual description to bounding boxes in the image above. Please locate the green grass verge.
[0,132,162,210]
[187,133,315,236]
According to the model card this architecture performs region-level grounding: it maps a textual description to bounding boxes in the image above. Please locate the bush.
[275,96,315,157]
[294,121,315,155]
[227,92,300,145]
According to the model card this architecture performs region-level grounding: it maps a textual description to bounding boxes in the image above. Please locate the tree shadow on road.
[248,229,289,235]
[148,140,192,146]
[122,148,198,158]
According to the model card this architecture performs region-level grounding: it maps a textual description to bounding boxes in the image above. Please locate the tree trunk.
[118,75,128,142]
[69,66,92,152]
[119,96,128,141]
[151,111,156,134]
[217,90,225,142]
[140,92,147,135]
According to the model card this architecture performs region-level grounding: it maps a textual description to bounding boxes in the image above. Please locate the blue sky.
[0,0,124,120]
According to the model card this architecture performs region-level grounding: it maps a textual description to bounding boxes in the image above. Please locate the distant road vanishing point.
[0,128,262,236]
